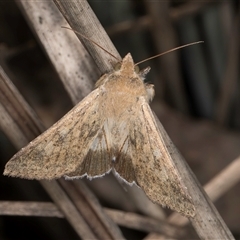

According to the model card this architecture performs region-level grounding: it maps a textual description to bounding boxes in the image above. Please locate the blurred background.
[0,0,240,239]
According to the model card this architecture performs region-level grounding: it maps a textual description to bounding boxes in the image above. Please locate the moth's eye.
[114,62,122,70]
[134,65,140,73]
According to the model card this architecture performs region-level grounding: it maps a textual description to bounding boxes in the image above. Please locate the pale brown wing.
[127,97,195,217]
[4,89,110,180]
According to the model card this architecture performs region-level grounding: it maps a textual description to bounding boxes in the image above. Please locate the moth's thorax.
[106,71,147,97]
[101,73,147,118]
[95,53,154,118]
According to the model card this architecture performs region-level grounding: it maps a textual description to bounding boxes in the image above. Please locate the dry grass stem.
[0,201,192,238]
[216,10,240,124]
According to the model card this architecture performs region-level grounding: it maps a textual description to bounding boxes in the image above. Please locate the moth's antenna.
[135,41,204,66]
[61,26,120,61]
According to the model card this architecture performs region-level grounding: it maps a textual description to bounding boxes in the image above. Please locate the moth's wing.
[111,122,136,184]
[67,118,136,180]
[4,89,111,180]
[127,97,195,217]
[65,120,114,179]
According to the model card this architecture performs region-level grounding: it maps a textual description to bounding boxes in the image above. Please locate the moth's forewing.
[125,97,195,217]
[3,89,111,179]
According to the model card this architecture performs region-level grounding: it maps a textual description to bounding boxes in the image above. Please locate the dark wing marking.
[65,125,113,179]
[113,134,136,184]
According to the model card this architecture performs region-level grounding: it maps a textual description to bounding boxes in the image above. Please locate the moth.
[4,53,195,217]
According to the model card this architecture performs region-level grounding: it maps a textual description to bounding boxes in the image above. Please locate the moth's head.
[114,53,151,79]
[114,53,135,76]
[114,53,154,102]
[96,53,150,89]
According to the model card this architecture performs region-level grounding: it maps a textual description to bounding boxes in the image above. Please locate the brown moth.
[4,53,195,217]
